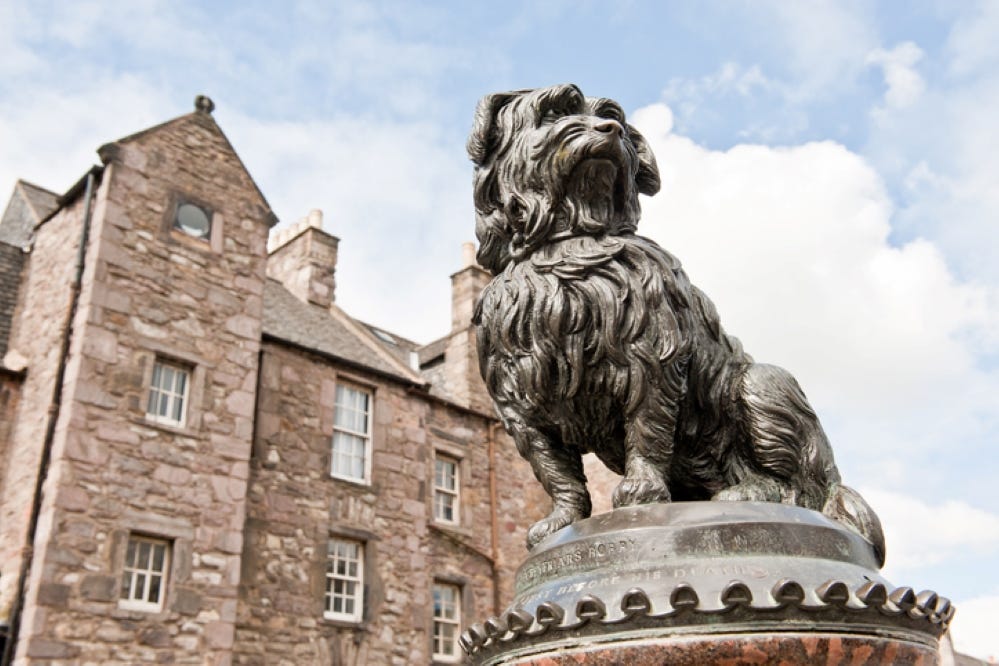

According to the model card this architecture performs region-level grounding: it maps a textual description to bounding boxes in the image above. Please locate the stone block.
[80,574,117,602]
[36,582,70,606]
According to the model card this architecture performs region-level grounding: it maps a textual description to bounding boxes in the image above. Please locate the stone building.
[0,98,549,665]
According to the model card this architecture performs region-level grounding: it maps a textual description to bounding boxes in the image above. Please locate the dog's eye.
[541,108,568,125]
[600,109,624,123]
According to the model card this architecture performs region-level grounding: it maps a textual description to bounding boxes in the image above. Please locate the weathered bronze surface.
[468,84,884,561]
[461,503,950,665]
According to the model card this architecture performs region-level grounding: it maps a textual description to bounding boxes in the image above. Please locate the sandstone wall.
[9,111,272,665]
[0,193,87,627]
[235,341,547,665]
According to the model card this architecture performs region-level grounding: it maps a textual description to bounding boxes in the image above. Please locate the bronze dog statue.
[468,84,885,563]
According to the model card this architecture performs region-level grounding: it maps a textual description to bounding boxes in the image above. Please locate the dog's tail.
[823,484,886,567]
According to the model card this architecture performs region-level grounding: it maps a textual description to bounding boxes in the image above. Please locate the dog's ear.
[475,209,511,274]
[627,123,661,196]
[468,91,523,165]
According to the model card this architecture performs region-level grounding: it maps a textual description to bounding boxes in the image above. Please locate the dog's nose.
[593,119,623,135]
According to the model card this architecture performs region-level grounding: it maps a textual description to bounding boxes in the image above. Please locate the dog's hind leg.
[503,415,592,549]
[735,363,836,511]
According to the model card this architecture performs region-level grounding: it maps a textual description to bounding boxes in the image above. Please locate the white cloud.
[224,111,472,342]
[0,77,177,196]
[760,0,879,101]
[945,1,999,76]
[860,488,999,574]
[663,62,773,104]
[867,42,926,112]
[631,104,992,430]
[948,594,999,660]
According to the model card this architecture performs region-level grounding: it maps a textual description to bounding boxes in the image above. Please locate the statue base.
[462,502,950,665]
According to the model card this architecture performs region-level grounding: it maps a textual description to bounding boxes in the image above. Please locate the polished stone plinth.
[462,502,951,665]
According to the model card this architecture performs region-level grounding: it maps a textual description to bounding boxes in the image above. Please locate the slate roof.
[358,321,422,368]
[0,180,59,248]
[418,335,447,366]
[262,279,424,385]
[0,242,25,359]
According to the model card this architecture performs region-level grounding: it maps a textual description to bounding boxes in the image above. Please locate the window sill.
[132,415,199,439]
[329,474,372,489]
[321,616,366,630]
[113,605,168,620]
[430,522,472,539]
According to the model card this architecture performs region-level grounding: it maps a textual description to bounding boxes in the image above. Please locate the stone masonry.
[0,99,550,665]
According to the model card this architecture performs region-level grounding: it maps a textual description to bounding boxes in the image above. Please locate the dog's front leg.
[613,373,680,508]
[506,419,591,549]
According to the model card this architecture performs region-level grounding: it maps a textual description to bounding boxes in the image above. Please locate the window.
[432,583,461,662]
[146,359,191,426]
[331,384,372,482]
[433,455,459,525]
[173,201,212,240]
[325,538,363,622]
[119,535,170,612]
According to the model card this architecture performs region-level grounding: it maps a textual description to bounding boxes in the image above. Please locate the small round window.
[174,203,212,239]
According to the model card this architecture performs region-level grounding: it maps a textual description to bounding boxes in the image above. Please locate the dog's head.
[468,84,660,273]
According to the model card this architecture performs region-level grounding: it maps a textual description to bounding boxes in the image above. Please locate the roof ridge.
[328,304,425,385]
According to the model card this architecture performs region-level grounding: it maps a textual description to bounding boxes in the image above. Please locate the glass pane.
[174,369,187,395]
[161,366,174,391]
[148,575,161,603]
[138,541,151,568]
[172,392,184,422]
[440,624,455,654]
[152,543,165,571]
[126,539,137,567]
[135,573,146,599]
[176,203,211,238]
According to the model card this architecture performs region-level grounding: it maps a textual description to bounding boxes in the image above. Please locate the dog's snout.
[593,119,623,135]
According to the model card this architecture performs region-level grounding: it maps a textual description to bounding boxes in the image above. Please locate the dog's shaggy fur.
[468,84,885,562]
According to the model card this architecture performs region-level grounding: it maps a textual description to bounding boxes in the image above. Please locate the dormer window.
[173,202,212,240]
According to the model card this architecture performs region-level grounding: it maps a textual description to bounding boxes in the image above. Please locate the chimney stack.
[266,209,339,308]
[443,242,493,412]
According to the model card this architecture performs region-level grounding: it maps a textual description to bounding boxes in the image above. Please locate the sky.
[1,0,997,658]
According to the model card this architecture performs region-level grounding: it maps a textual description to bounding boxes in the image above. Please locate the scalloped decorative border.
[461,578,953,657]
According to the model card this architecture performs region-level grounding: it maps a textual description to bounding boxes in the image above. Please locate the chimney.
[451,241,491,331]
[266,209,339,308]
[443,242,493,412]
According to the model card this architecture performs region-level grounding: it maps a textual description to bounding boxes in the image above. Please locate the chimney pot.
[461,241,476,268]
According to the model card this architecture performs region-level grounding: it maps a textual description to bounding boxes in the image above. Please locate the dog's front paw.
[527,505,583,550]
[613,476,671,508]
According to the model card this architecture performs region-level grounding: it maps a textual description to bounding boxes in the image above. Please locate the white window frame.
[324,538,364,623]
[331,383,373,484]
[145,358,191,427]
[119,535,170,613]
[432,582,461,662]
[433,455,460,525]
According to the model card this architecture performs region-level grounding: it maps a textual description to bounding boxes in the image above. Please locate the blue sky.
[1,0,997,658]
